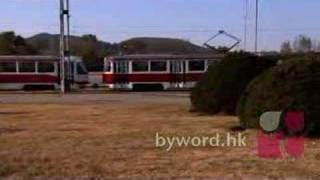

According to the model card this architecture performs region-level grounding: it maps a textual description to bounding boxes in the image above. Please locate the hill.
[27,33,118,56]
[120,37,208,54]
[27,33,119,71]
[26,33,210,71]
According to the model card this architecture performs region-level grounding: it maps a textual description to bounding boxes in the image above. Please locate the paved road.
[0,91,190,105]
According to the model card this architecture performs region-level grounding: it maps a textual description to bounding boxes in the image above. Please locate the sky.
[0,0,320,51]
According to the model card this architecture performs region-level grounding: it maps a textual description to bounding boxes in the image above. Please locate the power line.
[243,0,249,51]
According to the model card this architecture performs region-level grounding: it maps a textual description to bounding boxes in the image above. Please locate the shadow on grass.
[0,111,29,115]
[0,127,27,135]
[229,124,247,132]
[0,163,14,177]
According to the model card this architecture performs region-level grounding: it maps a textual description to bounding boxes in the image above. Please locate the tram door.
[170,60,186,88]
[114,61,129,84]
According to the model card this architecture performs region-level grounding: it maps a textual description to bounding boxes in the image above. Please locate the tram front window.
[77,62,88,75]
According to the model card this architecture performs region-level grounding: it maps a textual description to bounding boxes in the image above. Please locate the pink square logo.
[257,131,283,158]
[284,111,305,134]
[285,136,304,158]
[258,111,305,159]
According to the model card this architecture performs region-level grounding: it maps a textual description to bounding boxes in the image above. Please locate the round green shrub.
[237,56,320,135]
[191,52,276,114]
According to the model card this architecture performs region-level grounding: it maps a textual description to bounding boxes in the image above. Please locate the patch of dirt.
[56,128,89,132]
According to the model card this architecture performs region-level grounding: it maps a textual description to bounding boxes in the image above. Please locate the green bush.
[191,52,276,114]
[237,56,320,135]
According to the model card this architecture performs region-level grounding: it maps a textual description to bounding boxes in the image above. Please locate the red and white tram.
[103,54,224,90]
[0,56,88,90]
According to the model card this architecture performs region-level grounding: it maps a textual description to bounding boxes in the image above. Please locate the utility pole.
[59,0,65,93]
[66,0,72,89]
[59,0,71,93]
[254,0,259,53]
[66,0,70,53]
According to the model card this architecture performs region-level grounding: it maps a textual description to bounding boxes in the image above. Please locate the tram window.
[19,62,35,72]
[151,61,167,72]
[105,61,111,72]
[38,62,55,73]
[189,60,205,71]
[0,62,16,72]
[132,61,148,72]
[77,63,88,75]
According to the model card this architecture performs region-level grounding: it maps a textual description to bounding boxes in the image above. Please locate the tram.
[103,54,223,90]
[0,56,88,90]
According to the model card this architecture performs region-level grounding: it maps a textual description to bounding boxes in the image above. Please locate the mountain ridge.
[26,33,208,55]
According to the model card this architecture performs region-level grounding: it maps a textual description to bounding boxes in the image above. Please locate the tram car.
[103,54,224,90]
[0,56,88,90]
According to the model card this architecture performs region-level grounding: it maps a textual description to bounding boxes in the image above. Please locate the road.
[0,91,190,105]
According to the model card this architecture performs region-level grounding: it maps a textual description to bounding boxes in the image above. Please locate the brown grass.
[0,94,320,179]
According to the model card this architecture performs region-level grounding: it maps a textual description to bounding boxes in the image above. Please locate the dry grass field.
[0,92,320,179]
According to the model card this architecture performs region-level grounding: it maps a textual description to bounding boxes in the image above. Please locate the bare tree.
[315,42,320,52]
[293,35,312,53]
[280,41,292,54]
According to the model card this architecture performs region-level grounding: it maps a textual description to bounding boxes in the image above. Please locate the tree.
[0,32,15,54]
[280,41,292,54]
[82,34,98,42]
[237,56,320,136]
[315,42,320,52]
[191,52,276,114]
[293,35,312,53]
[0,31,37,55]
